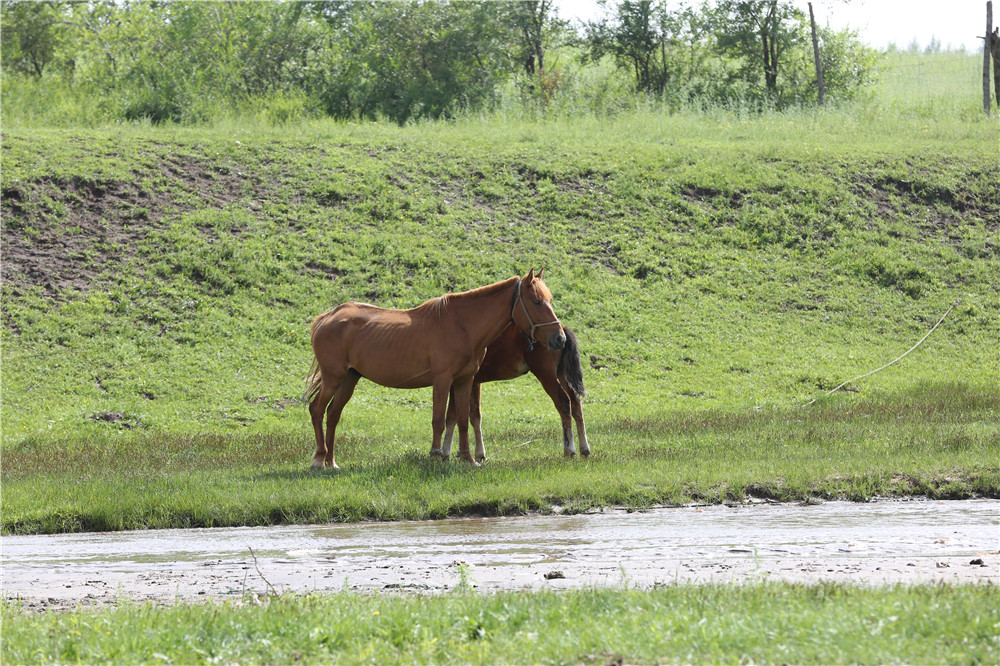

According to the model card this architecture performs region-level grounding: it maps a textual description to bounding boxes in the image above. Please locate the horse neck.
[446,277,518,347]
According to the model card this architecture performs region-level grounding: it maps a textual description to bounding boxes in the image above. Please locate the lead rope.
[800,298,960,408]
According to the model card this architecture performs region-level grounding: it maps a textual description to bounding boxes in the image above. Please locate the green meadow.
[2,44,999,664]
[3,97,998,533]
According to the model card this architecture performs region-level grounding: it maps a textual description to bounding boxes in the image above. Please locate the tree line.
[1,0,877,125]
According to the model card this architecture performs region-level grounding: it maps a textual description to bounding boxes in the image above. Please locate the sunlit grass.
[3,382,995,534]
[3,584,996,664]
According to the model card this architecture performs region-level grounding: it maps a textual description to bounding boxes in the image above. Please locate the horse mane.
[414,276,522,317]
[422,294,451,320]
[451,276,521,301]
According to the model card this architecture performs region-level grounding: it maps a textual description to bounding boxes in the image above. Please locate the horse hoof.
[310,459,326,470]
[564,450,577,458]
[429,448,444,459]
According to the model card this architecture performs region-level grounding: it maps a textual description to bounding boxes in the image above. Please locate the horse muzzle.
[547,328,566,351]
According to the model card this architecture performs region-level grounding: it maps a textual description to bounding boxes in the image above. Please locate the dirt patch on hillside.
[3,177,160,295]
[1,158,267,298]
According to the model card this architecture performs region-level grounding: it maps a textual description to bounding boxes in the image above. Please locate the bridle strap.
[512,278,560,347]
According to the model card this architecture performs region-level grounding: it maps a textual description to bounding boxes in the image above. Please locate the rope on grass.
[800,298,961,408]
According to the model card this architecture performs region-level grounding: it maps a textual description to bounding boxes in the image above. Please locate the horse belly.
[347,326,439,389]
[344,340,435,388]
[359,365,434,389]
[476,356,529,384]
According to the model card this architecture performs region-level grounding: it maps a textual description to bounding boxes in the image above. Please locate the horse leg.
[429,378,451,459]
[320,371,360,470]
[440,387,458,460]
[309,380,337,470]
[570,390,591,457]
[537,371,575,457]
[450,375,478,465]
[471,381,486,462]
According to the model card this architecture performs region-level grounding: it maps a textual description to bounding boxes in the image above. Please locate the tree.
[306,1,519,123]
[713,0,806,98]
[1,1,67,78]
[584,0,693,96]
[505,0,560,76]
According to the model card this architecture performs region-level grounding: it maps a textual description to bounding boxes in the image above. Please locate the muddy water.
[3,500,997,609]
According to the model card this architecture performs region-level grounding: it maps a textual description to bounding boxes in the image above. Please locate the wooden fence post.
[992,27,1000,106]
[985,1,993,115]
[809,2,825,105]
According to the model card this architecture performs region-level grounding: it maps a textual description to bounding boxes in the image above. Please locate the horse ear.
[536,268,544,279]
[525,268,535,283]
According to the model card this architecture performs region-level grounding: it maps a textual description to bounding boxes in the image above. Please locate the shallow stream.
[3,499,997,609]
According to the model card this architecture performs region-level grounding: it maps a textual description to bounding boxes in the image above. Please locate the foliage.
[503,0,564,76]
[587,0,874,108]
[0,0,68,78]
[307,1,518,123]
[583,0,709,101]
[0,0,879,125]
[712,0,806,97]
[579,0,878,110]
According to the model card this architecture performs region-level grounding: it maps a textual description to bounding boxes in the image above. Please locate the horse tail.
[302,314,325,405]
[303,358,322,405]
[557,327,586,398]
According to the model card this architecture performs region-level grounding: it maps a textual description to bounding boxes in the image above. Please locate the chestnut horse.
[441,324,590,462]
[305,270,564,469]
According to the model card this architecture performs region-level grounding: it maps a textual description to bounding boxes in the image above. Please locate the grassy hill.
[2,109,998,533]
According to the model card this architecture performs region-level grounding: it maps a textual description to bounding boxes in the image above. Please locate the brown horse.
[442,324,590,461]
[305,270,564,469]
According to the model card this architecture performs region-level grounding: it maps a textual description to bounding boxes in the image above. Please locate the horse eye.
[533,300,542,306]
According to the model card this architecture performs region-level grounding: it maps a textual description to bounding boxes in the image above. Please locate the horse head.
[513,268,565,351]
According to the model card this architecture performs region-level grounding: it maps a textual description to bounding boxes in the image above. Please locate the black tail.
[557,327,585,398]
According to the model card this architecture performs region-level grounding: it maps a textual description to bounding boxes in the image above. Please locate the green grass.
[2,50,999,534]
[2,382,997,534]
[4,584,997,664]
[873,51,991,118]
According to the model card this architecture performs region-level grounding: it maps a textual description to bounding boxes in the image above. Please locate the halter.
[511,279,561,351]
